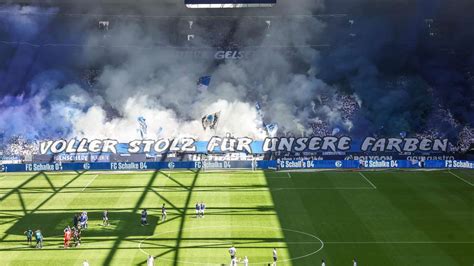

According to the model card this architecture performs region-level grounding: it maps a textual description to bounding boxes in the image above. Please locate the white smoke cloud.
[1,1,357,142]
[67,96,266,142]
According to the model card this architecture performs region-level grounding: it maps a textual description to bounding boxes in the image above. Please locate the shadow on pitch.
[102,170,160,265]
[0,171,86,242]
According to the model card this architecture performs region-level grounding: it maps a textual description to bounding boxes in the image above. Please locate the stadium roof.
[185,0,276,8]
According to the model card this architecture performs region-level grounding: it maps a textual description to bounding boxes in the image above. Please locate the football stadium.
[0,0,473,265]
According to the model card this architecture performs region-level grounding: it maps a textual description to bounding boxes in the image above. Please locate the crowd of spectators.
[0,136,39,159]
[81,68,100,88]
[309,119,331,137]
[454,126,474,152]
[337,94,360,121]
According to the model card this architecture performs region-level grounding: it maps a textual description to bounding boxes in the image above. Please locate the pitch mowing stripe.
[271,187,375,191]
[448,171,474,186]
[81,174,99,191]
[265,172,291,179]
[358,172,377,189]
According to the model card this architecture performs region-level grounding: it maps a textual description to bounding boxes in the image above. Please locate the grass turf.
[0,169,473,265]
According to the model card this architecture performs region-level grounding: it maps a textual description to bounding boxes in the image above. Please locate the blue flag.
[197,76,211,92]
[255,101,264,119]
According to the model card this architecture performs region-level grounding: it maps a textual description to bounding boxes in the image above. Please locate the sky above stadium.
[0,0,472,143]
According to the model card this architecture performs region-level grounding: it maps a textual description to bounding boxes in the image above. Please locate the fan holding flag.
[202,112,221,130]
[137,116,148,139]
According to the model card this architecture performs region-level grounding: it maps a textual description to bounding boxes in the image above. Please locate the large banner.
[0,160,472,172]
[39,136,449,154]
[425,160,474,169]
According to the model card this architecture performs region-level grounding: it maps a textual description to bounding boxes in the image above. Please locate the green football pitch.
[0,169,473,265]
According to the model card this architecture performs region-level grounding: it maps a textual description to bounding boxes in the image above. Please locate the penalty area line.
[359,172,377,189]
[82,174,99,191]
[448,171,474,186]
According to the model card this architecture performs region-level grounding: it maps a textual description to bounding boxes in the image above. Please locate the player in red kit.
[64,227,72,248]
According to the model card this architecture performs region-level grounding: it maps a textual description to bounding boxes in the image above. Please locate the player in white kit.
[147,255,154,266]
[228,245,236,260]
[272,248,277,265]
[242,256,249,266]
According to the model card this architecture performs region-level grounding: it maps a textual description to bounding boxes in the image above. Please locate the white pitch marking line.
[359,172,377,189]
[149,187,376,192]
[138,225,324,265]
[448,171,474,186]
[82,174,99,191]
[325,241,474,244]
[266,172,291,179]
[169,241,474,245]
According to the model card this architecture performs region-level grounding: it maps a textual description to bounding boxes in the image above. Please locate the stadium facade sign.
[214,50,244,60]
[445,160,473,169]
[174,48,302,60]
[39,136,449,155]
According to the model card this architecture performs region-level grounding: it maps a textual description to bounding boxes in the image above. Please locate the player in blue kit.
[195,202,200,218]
[141,209,148,226]
[200,201,206,218]
[79,211,88,229]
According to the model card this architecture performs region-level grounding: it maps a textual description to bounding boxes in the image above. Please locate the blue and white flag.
[156,127,164,138]
[137,116,148,139]
[197,76,211,92]
[266,123,278,137]
[202,111,220,130]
